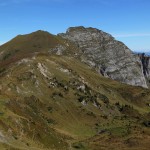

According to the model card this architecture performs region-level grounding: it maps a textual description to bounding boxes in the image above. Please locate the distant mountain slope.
[0,54,150,149]
[59,26,147,88]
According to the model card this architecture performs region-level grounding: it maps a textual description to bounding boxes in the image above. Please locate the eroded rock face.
[138,53,150,86]
[59,26,147,88]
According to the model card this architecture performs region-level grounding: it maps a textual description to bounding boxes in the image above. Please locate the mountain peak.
[62,26,113,40]
[59,26,147,88]
[13,30,51,39]
[66,26,86,32]
[30,30,51,35]
[66,26,101,31]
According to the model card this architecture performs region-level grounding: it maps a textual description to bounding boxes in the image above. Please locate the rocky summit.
[59,26,148,88]
[0,27,150,150]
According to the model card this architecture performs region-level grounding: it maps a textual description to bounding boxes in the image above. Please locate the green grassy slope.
[0,54,150,149]
[0,30,79,68]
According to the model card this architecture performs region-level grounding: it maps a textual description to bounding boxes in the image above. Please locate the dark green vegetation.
[0,31,150,149]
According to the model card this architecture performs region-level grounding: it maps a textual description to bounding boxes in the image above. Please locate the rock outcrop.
[138,53,150,86]
[59,26,147,88]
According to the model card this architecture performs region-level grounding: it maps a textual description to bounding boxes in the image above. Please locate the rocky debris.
[35,80,40,87]
[59,26,147,88]
[97,129,107,134]
[16,86,21,94]
[77,85,86,92]
[59,68,70,74]
[0,131,7,143]
[51,45,66,55]
[37,63,51,79]
[17,58,32,65]
[93,100,101,108]
[81,100,87,106]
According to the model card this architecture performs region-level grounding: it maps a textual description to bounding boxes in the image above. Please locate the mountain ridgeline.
[0,26,149,88]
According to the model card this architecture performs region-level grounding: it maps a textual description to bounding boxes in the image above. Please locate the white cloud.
[114,33,150,38]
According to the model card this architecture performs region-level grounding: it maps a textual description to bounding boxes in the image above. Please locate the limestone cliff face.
[59,26,147,88]
[138,53,150,86]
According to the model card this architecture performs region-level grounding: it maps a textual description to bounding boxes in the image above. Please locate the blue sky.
[0,0,150,52]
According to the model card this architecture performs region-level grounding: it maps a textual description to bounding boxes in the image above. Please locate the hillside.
[0,54,150,149]
[0,28,150,149]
